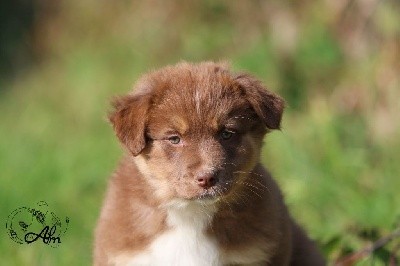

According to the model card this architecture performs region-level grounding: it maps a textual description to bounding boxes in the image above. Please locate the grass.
[1,1,399,265]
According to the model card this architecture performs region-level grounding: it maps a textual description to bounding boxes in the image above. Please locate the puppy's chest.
[133,223,220,265]
[115,203,266,266]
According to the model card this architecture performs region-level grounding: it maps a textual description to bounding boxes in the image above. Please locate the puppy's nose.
[196,172,219,188]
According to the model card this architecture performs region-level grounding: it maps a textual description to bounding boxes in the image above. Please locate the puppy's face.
[109,62,284,202]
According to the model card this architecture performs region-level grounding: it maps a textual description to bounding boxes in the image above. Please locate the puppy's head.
[109,62,284,202]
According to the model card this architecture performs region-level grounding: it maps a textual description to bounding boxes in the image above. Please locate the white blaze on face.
[195,89,201,115]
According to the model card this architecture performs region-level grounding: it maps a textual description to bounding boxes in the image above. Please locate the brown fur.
[94,61,325,265]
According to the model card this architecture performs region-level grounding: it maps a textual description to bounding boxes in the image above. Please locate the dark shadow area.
[0,0,36,84]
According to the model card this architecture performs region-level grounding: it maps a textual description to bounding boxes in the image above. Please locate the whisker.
[214,186,233,214]
[232,171,272,194]
[230,190,251,206]
[241,181,263,191]
[233,171,263,177]
[251,179,271,194]
[229,177,268,200]
[222,162,237,167]
[244,187,262,198]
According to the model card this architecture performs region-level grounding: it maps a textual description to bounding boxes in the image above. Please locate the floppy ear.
[108,94,150,156]
[235,73,285,130]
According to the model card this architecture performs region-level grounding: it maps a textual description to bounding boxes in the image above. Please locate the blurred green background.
[1,1,399,265]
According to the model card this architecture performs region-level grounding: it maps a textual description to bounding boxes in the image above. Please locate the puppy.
[94,61,325,265]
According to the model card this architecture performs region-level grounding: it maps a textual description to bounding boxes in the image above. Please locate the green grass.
[1,1,399,265]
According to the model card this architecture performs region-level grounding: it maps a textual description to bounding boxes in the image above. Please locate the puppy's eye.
[221,129,234,140]
[168,136,181,144]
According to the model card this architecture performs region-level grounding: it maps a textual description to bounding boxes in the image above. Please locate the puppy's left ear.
[235,73,285,130]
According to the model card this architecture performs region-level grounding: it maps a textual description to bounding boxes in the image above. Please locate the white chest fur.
[114,200,221,266]
[148,200,220,266]
[112,200,268,266]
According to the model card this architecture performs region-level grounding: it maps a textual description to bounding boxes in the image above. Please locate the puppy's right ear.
[108,94,150,156]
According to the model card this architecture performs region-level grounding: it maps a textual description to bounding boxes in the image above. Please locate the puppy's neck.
[162,199,218,230]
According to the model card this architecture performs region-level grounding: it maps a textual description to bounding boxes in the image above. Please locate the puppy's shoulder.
[94,155,167,265]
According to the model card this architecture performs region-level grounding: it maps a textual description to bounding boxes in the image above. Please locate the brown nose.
[196,172,219,188]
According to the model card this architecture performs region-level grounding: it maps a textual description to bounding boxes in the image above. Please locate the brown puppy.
[94,62,325,265]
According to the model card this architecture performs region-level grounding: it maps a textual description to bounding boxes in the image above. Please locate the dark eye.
[221,129,234,140]
[168,136,181,144]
